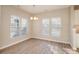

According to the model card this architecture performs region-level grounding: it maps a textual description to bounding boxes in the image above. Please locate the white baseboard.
[0,37,30,50]
[33,37,70,44]
[0,37,71,50]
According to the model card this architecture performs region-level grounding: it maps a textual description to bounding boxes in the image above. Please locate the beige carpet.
[0,38,78,54]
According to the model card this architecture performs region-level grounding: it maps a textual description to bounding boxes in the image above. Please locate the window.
[10,16,20,38]
[51,17,62,38]
[41,17,62,38]
[20,18,28,35]
[10,16,28,38]
[42,18,49,35]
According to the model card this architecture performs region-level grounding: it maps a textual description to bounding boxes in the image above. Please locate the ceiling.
[18,5,70,14]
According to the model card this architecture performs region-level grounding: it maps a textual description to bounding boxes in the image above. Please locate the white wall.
[70,6,75,49]
[71,6,79,49]
[0,6,2,47]
[70,6,79,49]
[32,7,70,44]
[0,6,32,48]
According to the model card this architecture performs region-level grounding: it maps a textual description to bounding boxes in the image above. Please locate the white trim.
[0,37,30,50]
[0,37,71,50]
[33,37,70,44]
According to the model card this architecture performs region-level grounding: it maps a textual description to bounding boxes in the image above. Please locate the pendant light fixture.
[30,16,38,20]
[30,5,38,20]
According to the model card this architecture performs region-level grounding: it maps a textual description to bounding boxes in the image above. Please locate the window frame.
[41,18,50,36]
[10,15,20,38]
[10,15,29,39]
[51,17,62,38]
[41,17,62,38]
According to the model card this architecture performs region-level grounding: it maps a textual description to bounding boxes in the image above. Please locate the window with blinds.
[51,17,62,38]
[42,18,49,35]
[41,17,62,38]
[20,18,28,35]
[10,16,28,38]
[10,16,20,38]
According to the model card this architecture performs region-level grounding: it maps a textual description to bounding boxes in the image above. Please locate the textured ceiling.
[18,5,70,14]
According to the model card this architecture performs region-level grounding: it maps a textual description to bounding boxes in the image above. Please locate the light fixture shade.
[30,17,33,20]
[34,16,38,20]
[30,16,38,20]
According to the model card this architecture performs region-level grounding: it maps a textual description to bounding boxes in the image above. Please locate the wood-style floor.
[0,38,78,54]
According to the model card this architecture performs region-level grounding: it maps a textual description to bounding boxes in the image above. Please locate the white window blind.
[42,18,49,35]
[51,17,62,38]
[10,16,20,38]
[20,18,28,35]
[10,16,28,38]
